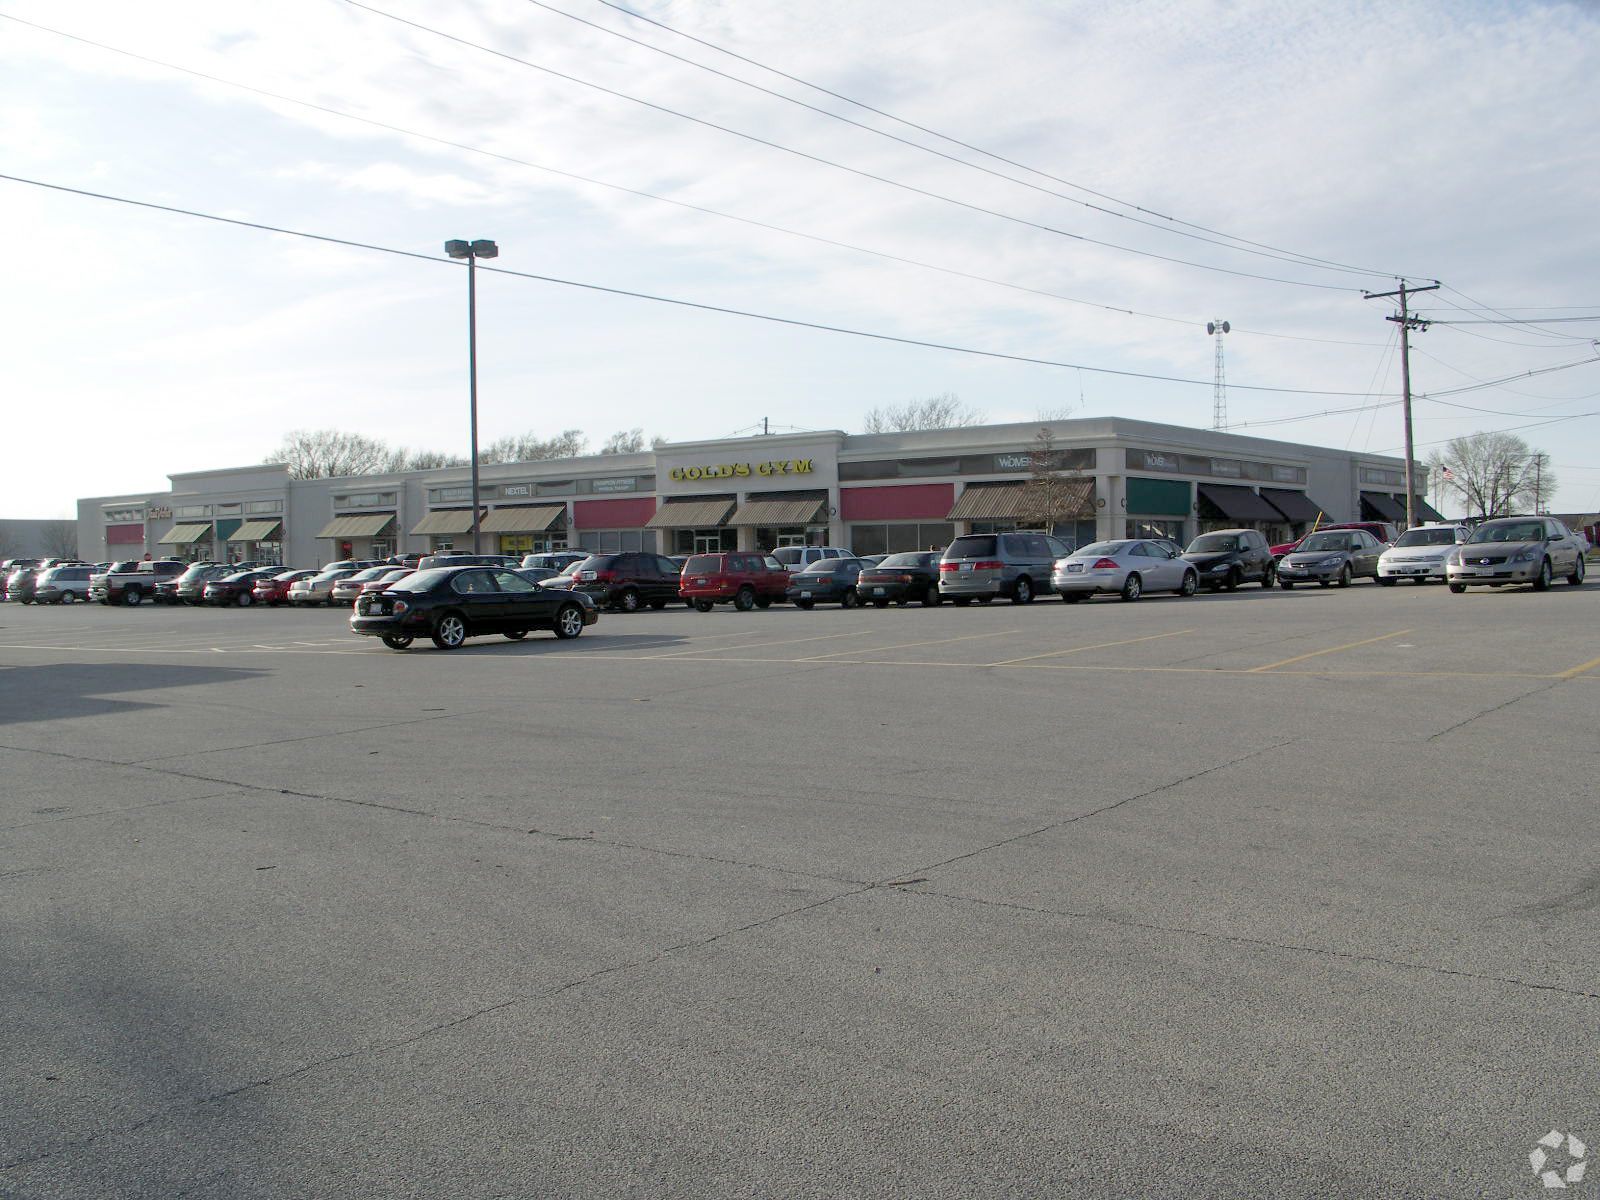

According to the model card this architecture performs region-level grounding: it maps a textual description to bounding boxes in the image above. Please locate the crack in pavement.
[1425,676,1567,741]
[0,789,242,832]
[899,886,1600,1003]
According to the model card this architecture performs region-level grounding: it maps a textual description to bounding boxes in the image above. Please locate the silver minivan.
[938,531,1074,605]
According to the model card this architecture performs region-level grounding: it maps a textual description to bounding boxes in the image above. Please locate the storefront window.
[582,530,659,553]
[847,522,955,555]
[1131,519,1185,544]
[753,526,827,551]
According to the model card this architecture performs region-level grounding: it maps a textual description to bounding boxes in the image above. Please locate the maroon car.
[251,569,317,606]
[203,569,279,607]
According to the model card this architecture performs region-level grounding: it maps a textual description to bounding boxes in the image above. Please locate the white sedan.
[1377,524,1467,585]
[1052,540,1200,603]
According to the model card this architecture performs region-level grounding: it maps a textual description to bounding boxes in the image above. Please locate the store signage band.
[502,485,530,496]
[670,459,813,481]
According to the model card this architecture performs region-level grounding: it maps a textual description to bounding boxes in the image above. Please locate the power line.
[522,0,1392,281]
[339,0,1375,293]
[0,11,1376,346]
[583,0,1417,282]
[0,169,1397,397]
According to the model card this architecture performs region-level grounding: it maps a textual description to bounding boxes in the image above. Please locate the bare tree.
[39,521,81,559]
[862,392,984,434]
[265,430,396,479]
[1426,432,1557,519]
[1016,427,1091,535]
[600,428,647,455]
[389,448,469,471]
[479,429,588,463]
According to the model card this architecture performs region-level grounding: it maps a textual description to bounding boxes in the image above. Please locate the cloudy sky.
[3,0,1598,519]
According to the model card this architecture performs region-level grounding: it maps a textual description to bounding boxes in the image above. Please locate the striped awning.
[644,498,735,529]
[946,480,1094,522]
[728,493,827,526]
[479,505,565,533]
[409,509,480,536]
[156,522,213,545]
[225,519,283,542]
[314,514,395,539]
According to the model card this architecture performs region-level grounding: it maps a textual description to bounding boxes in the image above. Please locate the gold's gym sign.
[669,459,813,481]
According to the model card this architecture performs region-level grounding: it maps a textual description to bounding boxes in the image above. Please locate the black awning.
[1359,491,1406,522]
[1196,483,1281,523]
[1258,488,1328,523]
[1412,496,1446,523]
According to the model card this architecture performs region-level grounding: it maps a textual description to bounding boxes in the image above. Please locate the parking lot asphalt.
[1,583,1597,1199]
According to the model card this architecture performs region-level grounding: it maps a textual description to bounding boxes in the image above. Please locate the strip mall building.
[75,417,1438,566]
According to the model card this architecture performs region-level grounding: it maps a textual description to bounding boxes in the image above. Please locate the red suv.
[679,552,791,611]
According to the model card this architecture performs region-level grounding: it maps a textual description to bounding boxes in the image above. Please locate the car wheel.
[694,599,714,613]
[755,597,773,609]
[977,596,993,604]
[1568,556,1585,586]
[431,613,468,650]
[922,585,941,607]
[1337,564,1352,588]
[62,591,79,604]
[123,589,142,606]
[1060,592,1084,604]
[1533,559,1552,591]
[1223,569,1240,592]
[1448,582,1467,593]
[237,591,253,606]
[381,634,413,650]
[1119,573,1142,602]
[554,604,585,640]
[795,599,814,610]
[617,588,641,613]
[734,587,756,612]
[952,597,971,606]
[1261,564,1275,589]
[1179,571,1198,597]
[840,588,860,609]
[872,598,889,608]
[1012,576,1034,605]
[504,629,528,640]
[649,598,668,609]
[1378,577,1397,587]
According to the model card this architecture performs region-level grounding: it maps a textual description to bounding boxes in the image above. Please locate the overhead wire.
[582,0,1417,281]
[0,169,1400,398]
[0,11,1380,346]
[338,0,1376,292]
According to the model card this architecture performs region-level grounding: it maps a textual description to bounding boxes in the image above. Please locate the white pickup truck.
[90,559,187,605]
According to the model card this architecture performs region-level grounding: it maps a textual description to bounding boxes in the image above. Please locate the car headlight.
[1206,561,1231,572]
[1510,547,1538,563]
[392,599,409,614]
[1315,557,1344,568]
[1445,549,1462,565]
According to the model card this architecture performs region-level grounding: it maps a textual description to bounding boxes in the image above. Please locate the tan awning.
[314,514,395,539]
[644,497,735,529]
[947,479,1094,522]
[156,522,213,545]
[479,505,565,533]
[225,519,283,542]
[409,509,479,536]
[729,493,827,526]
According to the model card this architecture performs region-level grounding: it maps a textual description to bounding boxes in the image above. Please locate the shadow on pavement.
[0,663,270,727]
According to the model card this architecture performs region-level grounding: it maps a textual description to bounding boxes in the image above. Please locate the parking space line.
[641,629,878,658]
[1555,654,1600,679]
[799,629,1023,660]
[987,629,1194,666]
[1245,629,1414,673]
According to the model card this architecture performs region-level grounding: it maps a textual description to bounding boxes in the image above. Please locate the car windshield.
[220,571,255,582]
[943,536,996,559]
[683,555,720,574]
[1395,528,1459,547]
[797,561,837,575]
[1075,541,1132,557]
[1299,533,1348,552]
[386,568,454,592]
[177,566,212,582]
[877,553,928,569]
[1188,535,1239,553]
[1466,522,1545,544]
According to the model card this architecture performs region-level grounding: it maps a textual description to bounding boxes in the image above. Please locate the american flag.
[1442,467,1455,480]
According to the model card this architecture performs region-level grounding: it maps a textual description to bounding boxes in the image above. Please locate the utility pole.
[1364,280,1439,531]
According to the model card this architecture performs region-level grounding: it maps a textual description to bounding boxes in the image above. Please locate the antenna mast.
[1206,320,1230,430]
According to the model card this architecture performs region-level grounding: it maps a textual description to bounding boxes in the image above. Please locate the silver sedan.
[1051,540,1200,603]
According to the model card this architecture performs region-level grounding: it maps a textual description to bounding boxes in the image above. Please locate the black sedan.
[202,569,278,606]
[786,557,871,609]
[351,565,599,650]
[856,552,942,607]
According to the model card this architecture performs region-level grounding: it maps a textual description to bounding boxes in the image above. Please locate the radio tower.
[1206,319,1230,430]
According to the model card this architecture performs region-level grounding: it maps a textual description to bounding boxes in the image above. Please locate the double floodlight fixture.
[445,239,498,260]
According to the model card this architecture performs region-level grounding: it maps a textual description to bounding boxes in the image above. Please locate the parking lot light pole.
[445,239,498,553]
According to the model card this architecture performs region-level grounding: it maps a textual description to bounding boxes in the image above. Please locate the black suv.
[568,552,685,612]
[1181,528,1276,591]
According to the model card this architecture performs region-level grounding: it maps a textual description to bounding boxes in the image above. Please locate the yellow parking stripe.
[1245,629,1414,673]
[988,629,1194,665]
[1555,654,1600,679]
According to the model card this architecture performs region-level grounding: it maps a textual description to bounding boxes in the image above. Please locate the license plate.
[872,587,884,595]
[694,578,706,586]
[800,591,812,598]
[1066,563,1084,573]
[959,563,972,572]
